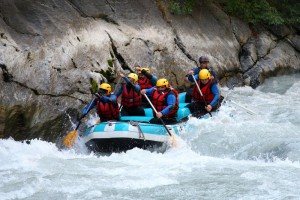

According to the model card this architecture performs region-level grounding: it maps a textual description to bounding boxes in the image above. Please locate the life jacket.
[121,84,142,107]
[96,95,120,120]
[151,86,179,118]
[192,79,214,104]
[138,78,153,90]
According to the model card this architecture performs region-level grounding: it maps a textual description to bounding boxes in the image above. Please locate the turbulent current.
[1,74,300,200]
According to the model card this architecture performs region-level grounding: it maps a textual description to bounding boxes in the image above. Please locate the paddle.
[143,94,176,145]
[191,75,212,117]
[222,85,256,115]
[63,99,95,148]
[229,100,256,115]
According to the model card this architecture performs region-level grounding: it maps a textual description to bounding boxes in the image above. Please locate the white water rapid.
[1,74,300,200]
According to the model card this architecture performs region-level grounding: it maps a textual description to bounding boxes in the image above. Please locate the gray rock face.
[240,37,257,72]
[288,35,300,52]
[0,0,299,141]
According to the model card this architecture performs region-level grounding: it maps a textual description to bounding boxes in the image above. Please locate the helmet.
[139,67,150,74]
[199,69,211,80]
[199,56,209,63]
[156,78,169,87]
[142,67,150,73]
[99,83,112,95]
[128,73,138,83]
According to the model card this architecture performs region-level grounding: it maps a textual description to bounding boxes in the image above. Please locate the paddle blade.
[63,130,78,148]
[170,135,177,147]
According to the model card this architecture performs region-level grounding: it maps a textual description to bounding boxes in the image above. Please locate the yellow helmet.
[138,67,150,74]
[156,78,169,87]
[128,73,138,83]
[99,83,112,95]
[199,69,211,80]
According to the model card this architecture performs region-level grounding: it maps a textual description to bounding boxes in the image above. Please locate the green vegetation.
[223,0,299,25]
[164,0,299,25]
[107,59,113,68]
[168,0,195,15]
[90,78,98,94]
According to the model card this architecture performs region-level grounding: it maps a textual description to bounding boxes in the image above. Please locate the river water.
[1,74,300,200]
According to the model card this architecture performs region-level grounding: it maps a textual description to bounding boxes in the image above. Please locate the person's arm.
[82,99,96,115]
[115,87,123,97]
[133,84,141,93]
[149,75,158,86]
[123,76,131,84]
[188,74,199,82]
[160,94,176,116]
[123,76,140,93]
[101,94,118,105]
[207,67,219,82]
[144,86,155,96]
[142,70,158,86]
[209,84,220,107]
[210,70,216,78]
[184,74,189,82]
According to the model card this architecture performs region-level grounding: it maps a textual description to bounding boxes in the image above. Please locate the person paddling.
[82,83,120,122]
[116,73,145,116]
[184,56,219,103]
[135,66,158,108]
[141,78,179,125]
[186,69,221,117]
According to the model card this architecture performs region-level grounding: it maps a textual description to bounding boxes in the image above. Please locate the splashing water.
[1,74,300,199]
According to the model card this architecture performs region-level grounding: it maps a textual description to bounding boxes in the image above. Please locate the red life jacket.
[121,84,142,107]
[138,78,153,90]
[192,79,214,104]
[151,86,179,118]
[96,97,120,120]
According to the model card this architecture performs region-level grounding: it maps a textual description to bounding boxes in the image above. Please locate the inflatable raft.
[83,93,192,153]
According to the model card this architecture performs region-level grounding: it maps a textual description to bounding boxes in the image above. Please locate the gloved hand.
[94,93,102,100]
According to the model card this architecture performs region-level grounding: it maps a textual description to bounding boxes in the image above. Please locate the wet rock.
[240,37,257,72]
[231,17,252,45]
[288,35,300,52]
[255,32,276,58]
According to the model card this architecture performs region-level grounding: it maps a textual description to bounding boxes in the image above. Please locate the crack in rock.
[0,64,13,82]
[65,0,119,25]
[106,31,134,72]
[105,0,115,13]
[0,14,40,36]
[174,33,197,65]
[65,0,88,17]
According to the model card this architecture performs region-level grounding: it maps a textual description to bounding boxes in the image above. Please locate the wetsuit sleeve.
[161,94,176,116]
[134,84,141,93]
[145,86,155,96]
[209,84,220,107]
[115,87,123,97]
[185,67,198,78]
[193,68,200,74]
[209,68,219,82]
[82,99,96,116]
[150,75,158,86]
[123,77,131,84]
[124,77,140,93]
[142,70,152,79]
[188,74,199,82]
[101,94,118,105]
[142,70,158,86]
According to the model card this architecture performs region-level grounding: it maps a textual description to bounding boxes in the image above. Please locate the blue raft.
[83,93,193,153]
